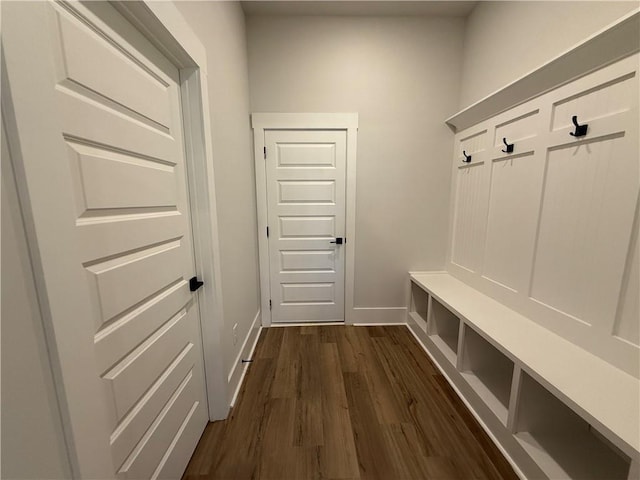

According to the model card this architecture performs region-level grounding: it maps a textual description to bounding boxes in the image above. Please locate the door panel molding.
[252,113,358,326]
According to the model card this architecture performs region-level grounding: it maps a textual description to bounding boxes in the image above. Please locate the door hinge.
[269,300,272,310]
[264,146,267,159]
[266,226,269,237]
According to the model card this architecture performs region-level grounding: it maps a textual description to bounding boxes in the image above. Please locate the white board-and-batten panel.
[530,70,639,335]
[483,108,544,293]
[451,130,489,273]
[448,54,640,377]
[530,134,636,327]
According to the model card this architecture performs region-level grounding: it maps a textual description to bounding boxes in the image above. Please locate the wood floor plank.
[256,398,298,479]
[294,331,324,447]
[254,327,284,359]
[317,342,360,479]
[352,327,411,426]
[318,325,338,344]
[271,327,300,399]
[368,336,436,457]
[208,358,277,479]
[336,326,363,373]
[366,326,388,338]
[379,423,431,479]
[182,325,518,480]
[182,420,225,479]
[343,371,396,480]
[300,325,319,335]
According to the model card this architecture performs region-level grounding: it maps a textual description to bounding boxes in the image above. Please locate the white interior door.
[265,130,347,322]
[3,2,208,478]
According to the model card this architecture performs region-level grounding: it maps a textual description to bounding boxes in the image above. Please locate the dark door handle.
[329,237,344,245]
[189,276,204,292]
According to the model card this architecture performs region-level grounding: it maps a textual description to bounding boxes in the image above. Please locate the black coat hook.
[462,150,472,163]
[501,137,514,153]
[569,115,588,137]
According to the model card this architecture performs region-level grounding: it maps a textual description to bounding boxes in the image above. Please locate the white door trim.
[251,113,358,327]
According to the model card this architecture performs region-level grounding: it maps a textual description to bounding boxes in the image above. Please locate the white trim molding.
[251,113,359,327]
[446,9,640,132]
[227,310,262,407]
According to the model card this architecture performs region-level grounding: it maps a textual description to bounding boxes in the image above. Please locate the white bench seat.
[408,271,639,479]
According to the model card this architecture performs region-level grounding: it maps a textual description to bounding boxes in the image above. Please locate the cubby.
[408,282,429,333]
[514,372,632,480]
[460,326,514,426]
[427,297,460,365]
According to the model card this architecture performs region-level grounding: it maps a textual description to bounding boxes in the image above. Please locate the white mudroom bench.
[407,271,639,480]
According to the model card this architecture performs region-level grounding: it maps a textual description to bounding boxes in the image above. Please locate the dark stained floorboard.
[182,325,518,480]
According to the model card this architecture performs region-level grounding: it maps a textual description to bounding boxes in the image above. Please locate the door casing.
[252,113,358,327]
[1,1,228,476]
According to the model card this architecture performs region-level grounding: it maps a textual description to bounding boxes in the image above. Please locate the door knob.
[330,237,344,245]
[189,276,204,292]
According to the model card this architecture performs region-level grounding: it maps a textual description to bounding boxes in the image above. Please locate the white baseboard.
[350,306,407,324]
[270,322,344,327]
[353,322,408,326]
[227,310,262,407]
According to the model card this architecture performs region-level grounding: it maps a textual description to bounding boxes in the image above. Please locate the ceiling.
[241,1,478,17]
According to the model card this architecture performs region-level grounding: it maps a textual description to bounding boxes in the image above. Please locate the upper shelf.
[446,9,640,133]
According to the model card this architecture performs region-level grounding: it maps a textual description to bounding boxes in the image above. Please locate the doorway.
[252,113,358,326]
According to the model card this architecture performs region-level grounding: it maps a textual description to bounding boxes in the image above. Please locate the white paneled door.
[3,2,208,478]
[265,130,347,322]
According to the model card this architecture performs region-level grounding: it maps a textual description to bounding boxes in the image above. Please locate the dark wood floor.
[183,325,518,480]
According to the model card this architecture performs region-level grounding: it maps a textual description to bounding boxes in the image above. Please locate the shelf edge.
[446,9,640,133]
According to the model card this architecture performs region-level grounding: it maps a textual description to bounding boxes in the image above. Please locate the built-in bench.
[407,271,639,480]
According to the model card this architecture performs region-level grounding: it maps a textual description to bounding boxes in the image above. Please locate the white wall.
[1,118,72,479]
[459,1,638,109]
[246,15,465,312]
[173,2,261,380]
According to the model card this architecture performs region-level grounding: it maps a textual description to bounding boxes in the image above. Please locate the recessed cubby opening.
[514,372,632,480]
[460,326,514,426]
[409,282,429,332]
[427,298,460,365]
